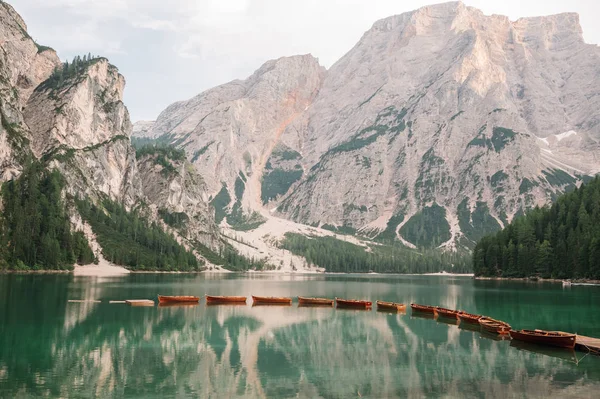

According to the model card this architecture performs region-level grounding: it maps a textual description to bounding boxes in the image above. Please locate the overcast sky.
[11,0,600,122]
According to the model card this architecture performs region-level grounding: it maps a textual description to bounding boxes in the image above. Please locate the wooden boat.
[509,329,577,349]
[251,295,292,305]
[157,295,200,303]
[126,299,155,307]
[479,317,511,335]
[410,303,437,314]
[435,307,460,319]
[336,298,372,309]
[376,301,406,312]
[298,296,334,306]
[205,295,247,304]
[458,311,482,324]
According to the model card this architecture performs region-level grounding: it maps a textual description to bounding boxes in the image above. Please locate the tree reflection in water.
[0,275,599,398]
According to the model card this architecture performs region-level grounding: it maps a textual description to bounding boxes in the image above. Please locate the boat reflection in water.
[1,274,600,398]
[510,340,579,364]
[157,302,200,308]
[436,316,459,326]
[411,311,437,320]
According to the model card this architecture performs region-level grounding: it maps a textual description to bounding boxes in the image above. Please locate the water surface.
[1,274,599,398]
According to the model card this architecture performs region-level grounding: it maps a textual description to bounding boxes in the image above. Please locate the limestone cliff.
[0,0,60,181]
[136,149,221,249]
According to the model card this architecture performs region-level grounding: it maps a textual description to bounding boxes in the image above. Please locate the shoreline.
[474,276,600,285]
[1,269,476,277]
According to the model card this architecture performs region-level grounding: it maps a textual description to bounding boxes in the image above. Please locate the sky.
[11,0,600,122]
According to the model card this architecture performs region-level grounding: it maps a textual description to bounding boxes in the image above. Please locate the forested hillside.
[0,163,95,270]
[77,198,203,271]
[281,233,472,273]
[473,177,600,279]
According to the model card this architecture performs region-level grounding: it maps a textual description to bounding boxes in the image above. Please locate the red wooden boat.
[479,317,511,335]
[336,298,372,309]
[298,296,334,306]
[410,303,437,314]
[157,295,200,303]
[509,329,577,349]
[435,307,460,319]
[458,311,482,324]
[376,301,406,312]
[206,295,247,304]
[251,295,292,305]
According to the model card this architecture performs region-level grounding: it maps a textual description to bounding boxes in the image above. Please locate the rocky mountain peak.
[133,2,599,252]
[25,58,131,157]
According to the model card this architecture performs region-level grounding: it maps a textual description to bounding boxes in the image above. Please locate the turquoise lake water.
[0,273,599,398]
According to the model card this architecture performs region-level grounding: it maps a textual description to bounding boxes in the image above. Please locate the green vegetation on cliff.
[77,198,203,271]
[473,177,600,279]
[280,233,471,273]
[0,163,95,270]
[400,204,451,248]
[39,54,104,91]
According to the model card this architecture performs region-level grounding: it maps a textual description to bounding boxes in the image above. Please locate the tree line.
[473,176,600,279]
[280,233,472,274]
[0,162,95,270]
[77,198,203,271]
[43,53,103,90]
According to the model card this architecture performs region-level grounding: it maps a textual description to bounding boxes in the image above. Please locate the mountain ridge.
[134,1,600,251]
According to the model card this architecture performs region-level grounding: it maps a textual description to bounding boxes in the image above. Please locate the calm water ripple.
[0,274,599,398]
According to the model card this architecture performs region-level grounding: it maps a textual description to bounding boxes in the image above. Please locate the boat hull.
[435,307,459,319]
[157,295,200,303]
[410,304,437,314]
[377,301,406,312]
[336,298,372,309]
[251,295,292,305]
[509,329,576,349]
[206,295,247,304]
[458,312,482,324]
[298,297,334,306]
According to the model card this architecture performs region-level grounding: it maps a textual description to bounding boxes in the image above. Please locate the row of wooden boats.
[157,295,407,311]
[409,303,577,349]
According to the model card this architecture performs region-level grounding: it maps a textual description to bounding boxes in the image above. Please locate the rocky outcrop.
[136,150,221,249]
[22,58,140,207]
[24,59,131,157]
[0,1,60,182]
[135,1,600,249]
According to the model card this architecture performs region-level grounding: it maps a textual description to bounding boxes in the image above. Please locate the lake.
[1,273,599,398]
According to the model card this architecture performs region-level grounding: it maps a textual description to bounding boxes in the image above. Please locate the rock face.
[137,151,221,249]
[23,59,140,206]
[135,1,600,249]
[0,1,60,182]
[25,59,131,157]
[135,55,325,224]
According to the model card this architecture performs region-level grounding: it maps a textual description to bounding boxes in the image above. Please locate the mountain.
[0,1,223,271]
[134,1,600,251]
[473,177,600,280]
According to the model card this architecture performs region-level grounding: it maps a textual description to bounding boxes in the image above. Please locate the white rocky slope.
[135,1,600,250]
[0,1,60,182]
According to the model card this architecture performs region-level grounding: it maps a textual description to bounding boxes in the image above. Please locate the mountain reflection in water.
[0,274,599,398]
